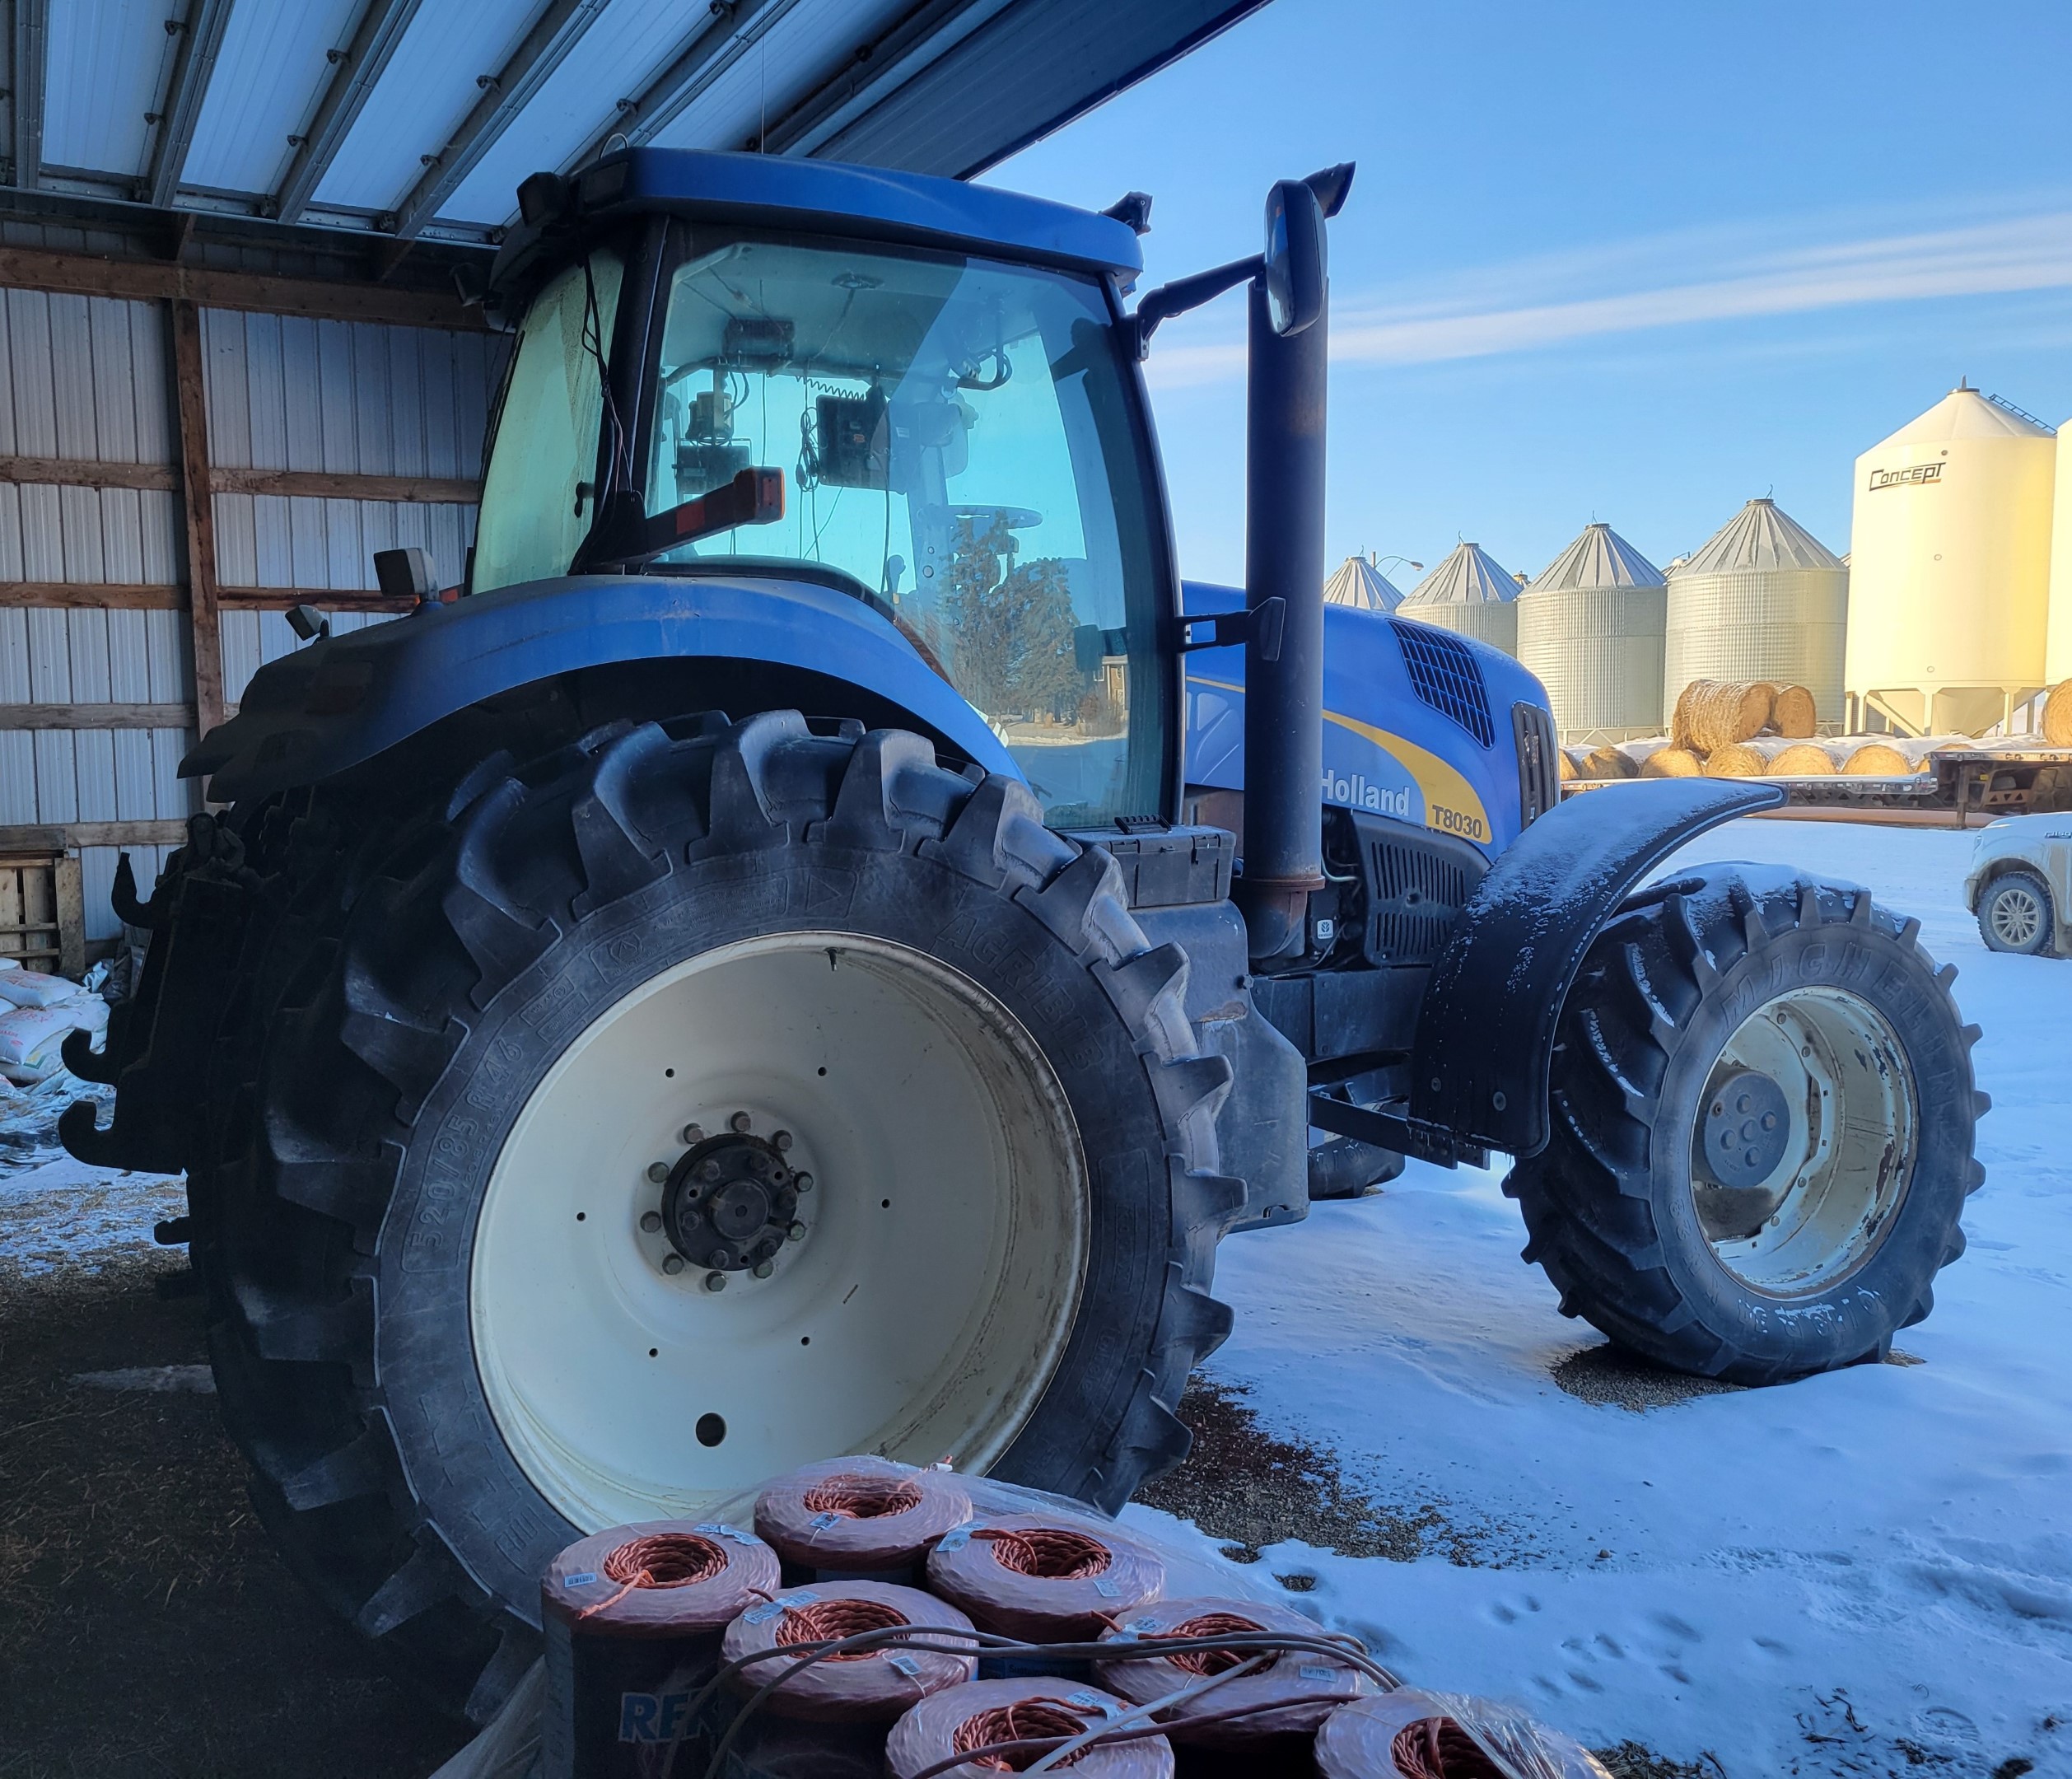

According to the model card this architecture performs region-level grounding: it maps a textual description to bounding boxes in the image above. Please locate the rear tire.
[189,712,1242,1718]
[1507,866,1985,1382]
[1977,869,2053,955]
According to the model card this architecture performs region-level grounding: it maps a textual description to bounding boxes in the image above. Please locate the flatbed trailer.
[1566,744,2072,825]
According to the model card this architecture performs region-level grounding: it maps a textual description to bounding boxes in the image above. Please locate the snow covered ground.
[1126,817,2070,1777]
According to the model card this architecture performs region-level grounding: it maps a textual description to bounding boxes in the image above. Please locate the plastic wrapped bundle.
[1094,1595,1367,1744]
[721,1581,978,1722]
[1314,1688,1613,1777]
[755,1456,972,1573]
[926,1515,1164,1642]
[886,1677,1173,1777]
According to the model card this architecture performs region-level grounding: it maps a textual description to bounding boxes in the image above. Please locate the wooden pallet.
[0,849,86,978]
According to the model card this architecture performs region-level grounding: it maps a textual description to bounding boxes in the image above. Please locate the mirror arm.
[1303,162,1356,219]
[1127,253,1262,360]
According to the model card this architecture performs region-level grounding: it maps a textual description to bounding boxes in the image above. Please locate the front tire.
[194,712,1242,1717]
[1508,866,1985,1382]
[1977,869,2053,955]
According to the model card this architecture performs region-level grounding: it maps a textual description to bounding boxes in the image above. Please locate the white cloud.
[1145,208,2072,389]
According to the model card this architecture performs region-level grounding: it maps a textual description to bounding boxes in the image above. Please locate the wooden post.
[167,297,226,737]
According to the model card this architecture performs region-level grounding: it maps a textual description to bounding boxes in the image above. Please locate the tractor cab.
[474,150,1178,828]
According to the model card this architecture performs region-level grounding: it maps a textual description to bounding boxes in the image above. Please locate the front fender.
[184,573,1016,803]
[1410,778,1785,1156]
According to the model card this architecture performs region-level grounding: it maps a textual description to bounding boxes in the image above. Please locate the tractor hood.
[184,573,1019,806]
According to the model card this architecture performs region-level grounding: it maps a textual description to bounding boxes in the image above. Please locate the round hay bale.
[1614,736,1672,770]
[2042,680,2072,747]
[1557,748,1584,784]
[1582,745,1636,781]
[1704,742,1766,777]
[1842,741,1911,776]
[1687,680,1774,752]
[1668,682,1702,751]
[1766,741,1836,776]
[1640,747,1703,778]
[1771,684,1818,738]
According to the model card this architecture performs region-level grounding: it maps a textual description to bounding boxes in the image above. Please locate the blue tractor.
[63,149,1981,1716]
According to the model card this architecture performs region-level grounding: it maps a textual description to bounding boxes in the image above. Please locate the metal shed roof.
[4,0,1269,247]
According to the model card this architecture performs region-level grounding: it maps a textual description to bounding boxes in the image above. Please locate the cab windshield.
[639,229,1166,826]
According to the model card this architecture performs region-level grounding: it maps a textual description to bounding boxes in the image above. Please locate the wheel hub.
[663,1123,803,1273]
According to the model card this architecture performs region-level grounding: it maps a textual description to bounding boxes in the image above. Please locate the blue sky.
[989,0,2072,591]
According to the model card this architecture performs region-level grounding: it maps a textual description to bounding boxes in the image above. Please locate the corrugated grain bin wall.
[2049,418,2072,685]
[1664,497,1848,724]
[1516,522,1666,740]
[1846,385,2054,735]
[1398,542,1519,658]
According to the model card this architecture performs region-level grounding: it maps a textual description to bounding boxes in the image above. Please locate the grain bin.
[1398,542,1519,656]
[1323,553,1403,612]
[1664,497,1846,726]
[1517,521,1667,741]
[1846,385,2056,735]
[2050,411,2072,685]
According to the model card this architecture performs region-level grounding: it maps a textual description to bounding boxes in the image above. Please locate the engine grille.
[1390,619,1495,748]
[1512,700,1558,827]
[1366,829,1477,963]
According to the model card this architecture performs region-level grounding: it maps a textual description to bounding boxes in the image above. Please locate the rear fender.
[184,573,1017,803]
[1409,779,1785,1156]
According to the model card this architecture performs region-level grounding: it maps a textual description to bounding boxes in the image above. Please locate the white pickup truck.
[1967,814,2072,956]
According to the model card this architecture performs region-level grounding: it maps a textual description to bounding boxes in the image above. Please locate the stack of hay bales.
[1561,677,1822,782]
[2044,679,2072,746]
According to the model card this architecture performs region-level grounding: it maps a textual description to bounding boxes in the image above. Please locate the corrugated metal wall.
[0,292,505,942]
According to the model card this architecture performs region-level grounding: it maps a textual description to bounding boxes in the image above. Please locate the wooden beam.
[0,581,184,608]
[211,467,479,503]
[0,703,195,730]
[0,246,490,331]
[0,453,480,503]
[168,298,226,737]
[217,586,417,613]
[0,820,194,852]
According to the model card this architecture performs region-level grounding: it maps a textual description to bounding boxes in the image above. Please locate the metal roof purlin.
[562,0,786,176]
[273,0,427,225]
[148,0,238,210]
[11,0,48,192]
[763,0,1010,160]
[389,0,610,242]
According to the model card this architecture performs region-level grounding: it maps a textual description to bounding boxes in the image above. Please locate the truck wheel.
[1507,866,1984,1383]
[1977,869,2053,955]
[194,712,1241,1718]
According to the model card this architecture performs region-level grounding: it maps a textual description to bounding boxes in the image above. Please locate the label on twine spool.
[563,1571,600,1587]
[1066,1690,1111,1714]
[744,1590,816,1626]
[1300,1665,1338,1682]
[693,1522,757,1545]
[810,1511,843,1531]
[1093,1579,1121,1598]
[886,1655,922,1677]
[936,1528,971,1553]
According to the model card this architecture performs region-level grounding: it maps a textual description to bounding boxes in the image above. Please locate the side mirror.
[1262,179,1327,338]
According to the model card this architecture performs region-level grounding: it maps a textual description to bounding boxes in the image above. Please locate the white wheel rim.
[1690,987,1919,1298]
[1990,886,2041,948]
[470,932,1088,1531]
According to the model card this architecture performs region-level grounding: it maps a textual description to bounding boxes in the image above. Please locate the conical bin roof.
[1323,555,1403,611]
[1675,497,1843,577]
[1402,542,1516,606]
[1869,384,2055,450]
[1527,521,1664,592]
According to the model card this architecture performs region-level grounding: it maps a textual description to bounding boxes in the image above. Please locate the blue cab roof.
[554,147,1142,279]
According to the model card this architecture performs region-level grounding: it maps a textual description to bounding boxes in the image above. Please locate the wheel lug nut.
[682,1123,705,1145]
[704,1271,727,1292]
[730,1110,752,1132]
[700,1160,721,1181]
[640,1211,663,1233]
[647,1162,670,1184]
[787,1221,807,1243]
[772,1130,793,1151]
[794,1173,814,1193]
[752,1260,774,1279]
[662,1254,685,1275]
